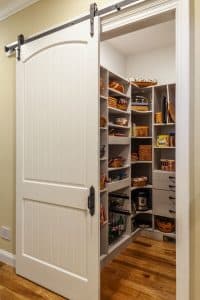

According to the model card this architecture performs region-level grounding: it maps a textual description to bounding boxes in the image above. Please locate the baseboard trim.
[0,249,15,267]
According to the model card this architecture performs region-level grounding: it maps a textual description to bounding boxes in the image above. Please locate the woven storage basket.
[108,96,117,108]
[156,217,175,233]
[139,145,152,161]
[117,99,128,111]
[135,126,149,137]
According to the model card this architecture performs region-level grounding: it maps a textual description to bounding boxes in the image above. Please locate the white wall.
[100,41,126,77]
[125,46,175,84]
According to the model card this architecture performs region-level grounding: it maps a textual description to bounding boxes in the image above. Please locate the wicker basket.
[109,157,123,168]
[156,216,175,233]
[135,126,149,137]
[117,99,128,111]
[132,176,148,187]
[108,96,118,108]
[109,81,125,93]
[131,105,149,112]
[139,145,152,161]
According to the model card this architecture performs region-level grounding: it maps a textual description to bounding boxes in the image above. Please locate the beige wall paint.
[0,0,199,298]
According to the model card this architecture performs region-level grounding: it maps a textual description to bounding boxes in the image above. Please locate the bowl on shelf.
[114,117,128,126]
[131,79,157,88]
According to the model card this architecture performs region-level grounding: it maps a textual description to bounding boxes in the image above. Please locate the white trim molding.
[100,1,191,300]
[0,0,39,21]
[0,249,16,267]
[101,0,177,38]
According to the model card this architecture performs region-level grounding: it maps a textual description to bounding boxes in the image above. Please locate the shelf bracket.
[90,3,98,37]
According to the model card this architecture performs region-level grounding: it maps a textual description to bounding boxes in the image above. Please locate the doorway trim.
[101,1,191,300]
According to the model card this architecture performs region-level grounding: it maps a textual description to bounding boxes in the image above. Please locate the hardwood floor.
[0,235,175,299]
[101,235,176,300]
[0,263,65,300]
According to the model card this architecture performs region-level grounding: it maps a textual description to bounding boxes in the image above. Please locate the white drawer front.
[153,189,176,218]
[153,171,176,191]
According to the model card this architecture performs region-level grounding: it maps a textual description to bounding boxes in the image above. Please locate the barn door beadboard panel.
[16,18,100,300]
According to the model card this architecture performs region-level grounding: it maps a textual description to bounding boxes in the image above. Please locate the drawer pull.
[169,209,176,214]
[169,176,175,180]
[169,185,176,189]
[169,196,176,200]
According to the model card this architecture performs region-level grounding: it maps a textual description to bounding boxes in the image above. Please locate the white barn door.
[16,19,100,300]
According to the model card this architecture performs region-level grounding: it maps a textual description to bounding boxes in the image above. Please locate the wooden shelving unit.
[100,66,176,265]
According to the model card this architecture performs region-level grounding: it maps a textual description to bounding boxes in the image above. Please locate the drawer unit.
[153,189,176,218]
[153,171,175,191]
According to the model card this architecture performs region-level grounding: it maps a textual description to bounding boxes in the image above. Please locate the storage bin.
[138,145,152,161]
[135,126,149,137]
[108,96,118,108]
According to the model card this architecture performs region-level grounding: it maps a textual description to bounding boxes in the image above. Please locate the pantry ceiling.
[0,0,39,21]
[107,20,175,56]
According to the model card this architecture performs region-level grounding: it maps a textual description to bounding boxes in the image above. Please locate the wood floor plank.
[101,235,176,300]
[0,236,175,300]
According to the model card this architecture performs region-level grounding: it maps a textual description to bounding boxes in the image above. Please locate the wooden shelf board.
[109,136,130,145]
[108,87,130,99]
[109,123,130,129]
[136,210,152,214]
[131,110,152,114]
[131,161,152,164]
[132,136,152,139]
[154,146,176,149]
[154,123,176,126]
[153,170,175,174]
[131,185,152,191]
[108,107,130,115]
[107,178,130,192]
[100,95,107,100]
[108,165,130,172]
[100,157,107,161]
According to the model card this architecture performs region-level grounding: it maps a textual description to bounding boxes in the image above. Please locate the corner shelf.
[109,123,130,129]
[100,65,176,264]
[108,107,130,115]
[108,165,130,172]
[131,110,152,114]
[107,178,130,193]
[109,87,130,99]
[109,136,130,145]
[136,210,152,215]
[131,185,152,191]
[154,146,176,149]
[100,95,107,100]
[154,123,175,126]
